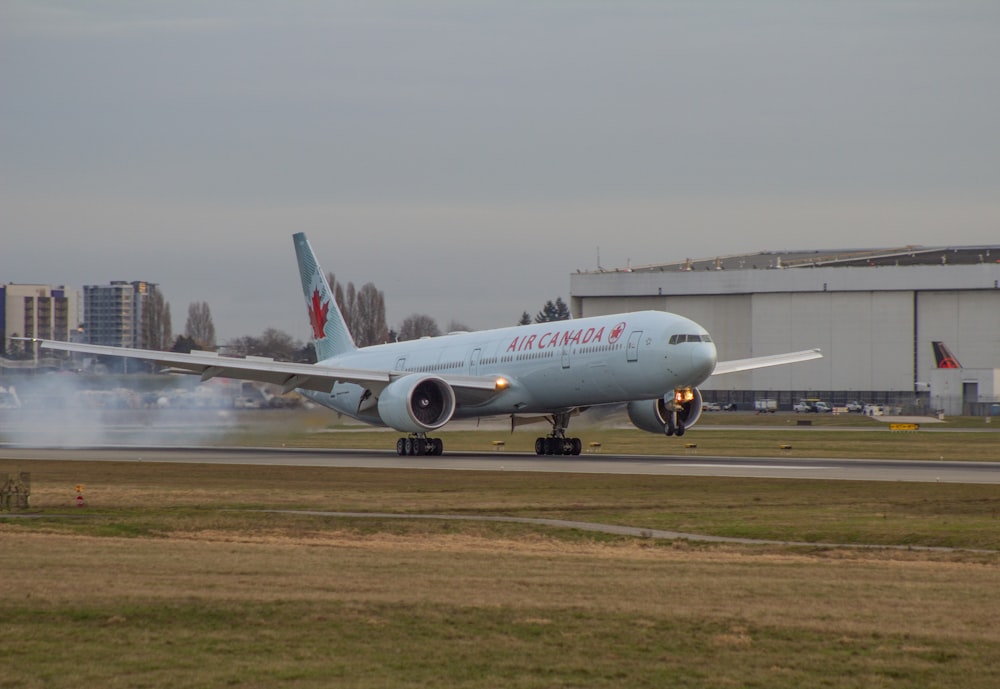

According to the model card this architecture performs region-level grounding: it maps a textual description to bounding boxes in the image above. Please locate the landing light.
[495,377,510,390]
[674,387,694,404]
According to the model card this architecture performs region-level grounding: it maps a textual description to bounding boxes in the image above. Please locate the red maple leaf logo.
[609,322,626,344]
[308,288,329,339]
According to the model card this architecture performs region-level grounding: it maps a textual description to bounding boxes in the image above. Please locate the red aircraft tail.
[932,341,962,369]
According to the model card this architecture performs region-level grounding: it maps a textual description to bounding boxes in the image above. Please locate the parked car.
[702,402,721,411]
[793,400,812,413]
[845,400,864,413]
[813,401,833,413]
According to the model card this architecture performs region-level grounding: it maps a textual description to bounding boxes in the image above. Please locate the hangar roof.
[609,246,1000,273]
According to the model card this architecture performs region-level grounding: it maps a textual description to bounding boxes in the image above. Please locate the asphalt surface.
[2,445,999,484]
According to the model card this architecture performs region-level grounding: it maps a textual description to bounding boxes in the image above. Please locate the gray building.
[571,246,1000,411]
[83,281,163,349]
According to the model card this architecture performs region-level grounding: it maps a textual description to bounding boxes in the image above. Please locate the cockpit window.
[669,333,712,344]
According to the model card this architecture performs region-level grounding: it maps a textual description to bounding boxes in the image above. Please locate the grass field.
[2,446,1000,688]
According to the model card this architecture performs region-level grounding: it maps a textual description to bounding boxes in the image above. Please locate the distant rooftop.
[592,246,1000,273]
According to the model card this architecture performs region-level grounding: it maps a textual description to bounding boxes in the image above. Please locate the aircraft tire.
[535,438,545,455]
[396,438,406,456]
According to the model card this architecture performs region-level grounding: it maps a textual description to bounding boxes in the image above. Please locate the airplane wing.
[712,349,822,376]
[25,340,501,396]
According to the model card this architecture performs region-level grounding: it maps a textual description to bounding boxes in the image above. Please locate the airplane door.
[470,348,481,376]
[561,343,571,369]
[626,331,642,362]
[395,357,406,371]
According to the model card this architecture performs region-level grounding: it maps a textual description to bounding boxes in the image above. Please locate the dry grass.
[2,458,1000,688]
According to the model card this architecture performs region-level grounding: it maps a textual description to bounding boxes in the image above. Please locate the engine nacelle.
[626,387,703,435]
[377,375,457,433]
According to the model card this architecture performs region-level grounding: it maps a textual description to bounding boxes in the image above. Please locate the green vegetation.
[215,417,1000,461]
[2,458,1000,688]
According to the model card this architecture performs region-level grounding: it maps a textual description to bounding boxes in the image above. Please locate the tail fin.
[293,232,356,361]
[932,341,961,369]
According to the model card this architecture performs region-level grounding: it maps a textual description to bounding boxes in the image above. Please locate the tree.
[353,282,389,346]
[259,328,299,361]
[324,273,389,347]
[171,334,198,353]
[185,301,216,350]
[142,288,172,351]
[535,297,571,323]
[517,311,532,326]
[224,328,301,361]
[5,333,26,360]
[398,314,441,341]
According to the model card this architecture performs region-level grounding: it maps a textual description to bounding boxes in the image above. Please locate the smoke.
[0,372,247,448]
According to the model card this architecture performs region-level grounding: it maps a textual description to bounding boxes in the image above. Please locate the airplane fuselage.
[301,310,717,425]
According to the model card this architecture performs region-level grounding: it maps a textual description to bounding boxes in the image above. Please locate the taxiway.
[2,446,998,484]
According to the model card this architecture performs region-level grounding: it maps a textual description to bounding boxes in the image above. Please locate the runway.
[3,445,999,484]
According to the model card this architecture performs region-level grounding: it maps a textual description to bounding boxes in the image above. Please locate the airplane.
[28,233,822,456]
[932,341,962,369]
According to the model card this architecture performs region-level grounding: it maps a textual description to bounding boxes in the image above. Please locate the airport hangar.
[569,246,1000,415]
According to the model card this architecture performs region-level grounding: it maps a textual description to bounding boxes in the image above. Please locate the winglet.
[293,233,356,361]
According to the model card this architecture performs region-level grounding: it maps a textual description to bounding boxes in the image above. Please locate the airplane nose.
[690,342,717,381]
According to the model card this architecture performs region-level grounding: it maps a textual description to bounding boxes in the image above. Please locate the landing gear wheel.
[571,438,582,455]
[432,438,444,456]
[535,438,545,455]
[396,438,406,456]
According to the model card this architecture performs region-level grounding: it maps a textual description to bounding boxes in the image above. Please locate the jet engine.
[377,375,457,433]
[626,387,703,436]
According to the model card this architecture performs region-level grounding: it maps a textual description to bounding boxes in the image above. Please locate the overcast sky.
[2,1,998,342]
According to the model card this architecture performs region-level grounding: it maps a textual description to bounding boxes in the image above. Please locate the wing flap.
[29,340,390,394]
[712,349,822,376]
[28,340,504,398]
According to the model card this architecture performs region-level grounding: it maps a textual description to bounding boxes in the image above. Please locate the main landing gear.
[396,435,443,456]
[534,411,582,456]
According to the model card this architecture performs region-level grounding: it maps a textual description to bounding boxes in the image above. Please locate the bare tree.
[142,288,172,350]
[446,320,472,333]
[326,272,343,313]
[354,282,389,346]
[185,301,216,350]
[259,327,299,361]
[398,314,441,341]
[324,272,390,346]
[225,328,300,361]
[343,282,358,335]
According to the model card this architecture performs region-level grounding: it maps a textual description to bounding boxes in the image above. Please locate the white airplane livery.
[32,233,821,456]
